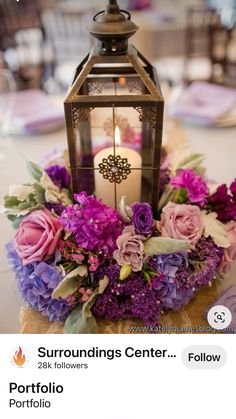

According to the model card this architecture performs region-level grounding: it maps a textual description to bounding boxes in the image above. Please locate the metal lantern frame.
[64,1,164,218]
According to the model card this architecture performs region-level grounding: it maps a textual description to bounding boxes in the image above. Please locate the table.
[0,112,236,333]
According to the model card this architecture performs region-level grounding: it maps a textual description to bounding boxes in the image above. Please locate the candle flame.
[115,126,121,147]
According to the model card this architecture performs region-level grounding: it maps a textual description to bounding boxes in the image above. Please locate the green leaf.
[119,196,132,222]
[64,276,109,334]
[27,161,43,182]
[143,271,151,282]
[120,265,132,281]
[202,211,230,248]
[158,185,174,211]
[173,188,188,204]
[32,183,46,204]
[98,275,109,294]
[64,304,98,334]
[8,184,35,202]
[4,195,21,208]
[52,277,82,300]
[144,236,189,256]
[177,153,205,170]
[52,265,88,299]
[7,214,24,229]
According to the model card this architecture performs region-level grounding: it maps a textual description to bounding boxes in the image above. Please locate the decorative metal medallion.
[98,154,131,184]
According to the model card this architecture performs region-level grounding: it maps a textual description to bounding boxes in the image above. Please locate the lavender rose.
[131,202,154,235]
[13,209,62,266]
[113,226,145,272]
[161,202,204,247]
[220,221,236,274]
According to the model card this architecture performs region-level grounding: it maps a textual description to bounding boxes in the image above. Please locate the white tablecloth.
[0,118,236,333]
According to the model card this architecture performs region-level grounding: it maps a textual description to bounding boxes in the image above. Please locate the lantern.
[64,0,164,218]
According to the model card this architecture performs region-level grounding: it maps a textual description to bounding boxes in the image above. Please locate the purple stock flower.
[171,169,209,206]
[6,242,73,321]
[131,202,154,235]
[45,165,70,189]
[60,192,124,256]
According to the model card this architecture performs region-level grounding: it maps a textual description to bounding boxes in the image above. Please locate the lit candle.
[94,126,142,208]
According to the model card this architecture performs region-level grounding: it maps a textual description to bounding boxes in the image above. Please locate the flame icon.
[13,346,26,367]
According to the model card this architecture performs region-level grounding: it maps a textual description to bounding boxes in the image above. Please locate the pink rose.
[113,226,145,272]
[220,221,236,275]
[161,202,204,246]
[14,209,62,266]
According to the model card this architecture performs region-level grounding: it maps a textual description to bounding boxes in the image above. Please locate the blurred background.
[0,0,236,92]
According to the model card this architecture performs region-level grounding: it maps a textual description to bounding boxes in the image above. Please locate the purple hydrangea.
[131,202,154,235]
[60,192,124,256]
[6,242,73,321]
[208,180,236,222]
[92,264,162,326]
[154,275,194,311]
[152,253,193,310]
[171,169,209,206]
[45,165,70,189]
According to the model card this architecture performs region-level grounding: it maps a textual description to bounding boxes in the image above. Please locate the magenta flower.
[171,169,209,206]
[208,180,236,222]
[60,192,124,256]
[88,255,99,272]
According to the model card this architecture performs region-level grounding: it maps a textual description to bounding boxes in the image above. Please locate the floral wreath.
[4,147,236,333]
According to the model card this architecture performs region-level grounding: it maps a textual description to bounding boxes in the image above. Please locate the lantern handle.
[93,9,131,22]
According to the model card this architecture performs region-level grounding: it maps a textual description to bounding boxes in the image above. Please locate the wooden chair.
[40,2,95,89]
[184,5,236,86]
[0,0,47,89]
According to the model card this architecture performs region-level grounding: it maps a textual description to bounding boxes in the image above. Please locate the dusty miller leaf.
[158,185,174,211]
[27,161,43,182]
[119,196,132,222]
[64,304,98,334]
[52,266,88,299]
[177,153,205,170]
[64,276,109,334]
[202,211,230,248]
[144,236,189,256]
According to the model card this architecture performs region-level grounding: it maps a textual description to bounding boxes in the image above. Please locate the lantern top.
[88,0,138,55]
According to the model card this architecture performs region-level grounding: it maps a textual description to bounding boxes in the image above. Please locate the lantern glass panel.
[74,102,156,208]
